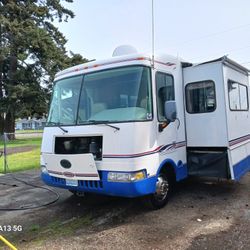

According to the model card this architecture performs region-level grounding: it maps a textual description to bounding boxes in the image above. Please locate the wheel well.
[159,163,176,182]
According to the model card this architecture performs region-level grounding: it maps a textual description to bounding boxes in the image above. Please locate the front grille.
[51,176,66,185]
[78,180,103,189]
[50,172,104,190]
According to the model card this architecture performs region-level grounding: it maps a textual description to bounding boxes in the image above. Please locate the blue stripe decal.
[175,163,188,181]
[233,155,250,181]
[157,158,188,182]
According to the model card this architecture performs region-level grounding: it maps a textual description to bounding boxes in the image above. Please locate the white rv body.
[184,58,250,180]
[41,50,250,200]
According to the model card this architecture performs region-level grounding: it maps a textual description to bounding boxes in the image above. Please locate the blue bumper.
[41,171,157,198]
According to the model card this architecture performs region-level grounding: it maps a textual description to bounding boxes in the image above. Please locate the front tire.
[142,172,173,209]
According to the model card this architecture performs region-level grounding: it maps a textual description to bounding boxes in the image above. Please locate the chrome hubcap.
[154,175,169,201]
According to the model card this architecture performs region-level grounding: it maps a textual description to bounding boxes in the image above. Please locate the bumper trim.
[41,171,157,198]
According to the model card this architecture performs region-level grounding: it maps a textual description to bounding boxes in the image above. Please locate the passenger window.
[156,72,175,121]
[186,81,216,113]
[228,80,249,111]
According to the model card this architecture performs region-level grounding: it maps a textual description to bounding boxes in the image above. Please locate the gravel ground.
[0,170,250,250]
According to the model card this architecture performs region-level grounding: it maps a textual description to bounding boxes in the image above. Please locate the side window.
[186,80,216,113]
[240,85,248,110]
[228,80,249,111]
[156,72,174,121]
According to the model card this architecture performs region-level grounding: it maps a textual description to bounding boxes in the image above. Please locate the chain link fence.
[0,131,43,174]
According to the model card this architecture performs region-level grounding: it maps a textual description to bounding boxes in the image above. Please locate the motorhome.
[41,46,250,208]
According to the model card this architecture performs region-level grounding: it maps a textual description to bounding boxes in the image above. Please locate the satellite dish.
[112,45,138,57]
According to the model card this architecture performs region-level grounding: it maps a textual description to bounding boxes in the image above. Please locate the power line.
[169,23,250,48]
[241,61,250,65]
[189,44,250,62]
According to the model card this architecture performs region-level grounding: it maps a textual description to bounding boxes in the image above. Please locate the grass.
[0,136,42,173]
[0,148,41,173]
[28,215,92,241]
[10,215,93,249]
[0,137,42,149]
[46,215,92,234]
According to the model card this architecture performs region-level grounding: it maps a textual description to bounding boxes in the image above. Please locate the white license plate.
[66,179,78,187]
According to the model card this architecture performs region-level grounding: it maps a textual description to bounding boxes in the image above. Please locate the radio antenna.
[151,0,155,68]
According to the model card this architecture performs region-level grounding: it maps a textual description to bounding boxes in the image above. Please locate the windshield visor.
[47,66,152,126]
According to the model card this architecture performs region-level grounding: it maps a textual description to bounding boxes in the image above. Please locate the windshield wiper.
[46,122,68,133]
[87,120,120,131]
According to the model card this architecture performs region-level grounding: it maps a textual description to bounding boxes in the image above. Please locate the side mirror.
[164,101,177,122]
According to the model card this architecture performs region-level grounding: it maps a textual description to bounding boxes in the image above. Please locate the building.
[15,118,47,130]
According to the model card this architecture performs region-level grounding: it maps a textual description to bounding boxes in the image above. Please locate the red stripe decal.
[56,57,176,78]
[103,145,163,158]
[48,170,98,178]
[229,134,250,147]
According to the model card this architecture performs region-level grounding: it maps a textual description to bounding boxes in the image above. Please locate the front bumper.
[41,171,157,198]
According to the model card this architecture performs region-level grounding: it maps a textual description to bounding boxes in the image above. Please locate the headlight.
[41,165,48,174]
[107,170,146,182]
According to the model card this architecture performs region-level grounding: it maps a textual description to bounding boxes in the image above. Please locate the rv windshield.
[47,66,152,126]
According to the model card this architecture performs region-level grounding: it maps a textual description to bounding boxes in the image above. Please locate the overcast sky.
[57,0,250,67]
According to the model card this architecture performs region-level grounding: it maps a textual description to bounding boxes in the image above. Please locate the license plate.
[66,179,78,187]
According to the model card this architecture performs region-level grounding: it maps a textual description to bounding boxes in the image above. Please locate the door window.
[156,72,175,121]
[228,80,249,111]
[186,80,216,113]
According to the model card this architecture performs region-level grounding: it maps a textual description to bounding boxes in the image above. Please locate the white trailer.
[41,47,250,208]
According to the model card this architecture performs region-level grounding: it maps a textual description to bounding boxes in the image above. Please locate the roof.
[190,56,250,75]
[55,53,180,80]
[55,52,249,80]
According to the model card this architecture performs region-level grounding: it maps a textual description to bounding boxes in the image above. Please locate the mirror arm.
[176,118,180,129]
[158,121,169,132]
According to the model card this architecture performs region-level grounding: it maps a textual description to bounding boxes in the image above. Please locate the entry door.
[183,62,228,147]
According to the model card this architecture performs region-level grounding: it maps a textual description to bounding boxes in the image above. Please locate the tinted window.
[47,66,153,126]
[186,81,216,113]
[47,76,83,125]
[228,80,249,111]
[156,72,174,121]
[78,66,153,123]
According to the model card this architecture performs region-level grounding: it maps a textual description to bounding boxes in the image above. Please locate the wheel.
[142,171,173,209]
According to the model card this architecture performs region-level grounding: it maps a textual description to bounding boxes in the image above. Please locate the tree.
[0,0,87,137]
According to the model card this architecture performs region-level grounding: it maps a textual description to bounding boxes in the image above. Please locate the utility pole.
[0,2,4,136]
[0,23,2,99]
[151,0,155,68]
[0,1,3,90]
